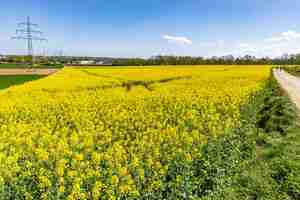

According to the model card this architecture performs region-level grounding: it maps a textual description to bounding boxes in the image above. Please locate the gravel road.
[274,69,300,111]
[0,68,59,75]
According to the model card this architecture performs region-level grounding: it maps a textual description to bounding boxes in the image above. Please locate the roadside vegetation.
[282,65,300,77]
[203,74,300,200]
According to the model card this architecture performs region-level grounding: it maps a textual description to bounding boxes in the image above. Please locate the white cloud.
[226,30,300,58]
[265,30,300,42]
[160,30,300,58]
[162,35,192,45]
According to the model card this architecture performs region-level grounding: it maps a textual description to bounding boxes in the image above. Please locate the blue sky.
[1,0,300,58]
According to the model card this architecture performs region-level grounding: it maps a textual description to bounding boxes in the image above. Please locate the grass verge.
[0,63,63,69]
[0,75,45,90]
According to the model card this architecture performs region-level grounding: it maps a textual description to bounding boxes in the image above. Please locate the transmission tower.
[12,16,47,64]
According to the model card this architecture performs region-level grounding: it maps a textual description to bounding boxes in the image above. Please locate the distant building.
[78,60,95,65]
[0,55,7,60]
[96,61,104,65]
[65,58,113,66]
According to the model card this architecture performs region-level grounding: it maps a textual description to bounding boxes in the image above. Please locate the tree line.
[112,54,300,66]
[2,54,300,66]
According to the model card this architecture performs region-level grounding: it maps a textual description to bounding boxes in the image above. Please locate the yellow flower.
[92,181,103,199]
[91,152,102,164]
[67,170,77,178]
[74,153,84,162]
[0,65,271,197]
[39,175,52,189]
[24,192,33,200]
[59,185,65,193]
[120,184,131,194]
[111,175,119,185]
[35,148,49,161]
[57,159,68,176]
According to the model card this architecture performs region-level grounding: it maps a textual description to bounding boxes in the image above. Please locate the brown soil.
[0,68,59,75]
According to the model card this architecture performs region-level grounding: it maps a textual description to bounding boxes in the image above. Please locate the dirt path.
[0,68,59,75]
[273,69,300,111]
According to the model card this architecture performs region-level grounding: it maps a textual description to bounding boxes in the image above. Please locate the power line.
[11,16,47,63]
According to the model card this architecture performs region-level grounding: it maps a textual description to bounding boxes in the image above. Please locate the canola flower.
[0,66,270,199]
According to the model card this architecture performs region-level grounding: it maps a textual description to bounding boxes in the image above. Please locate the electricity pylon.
[12,16,47,65]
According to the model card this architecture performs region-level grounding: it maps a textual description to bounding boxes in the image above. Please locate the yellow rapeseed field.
[0,66,270,199]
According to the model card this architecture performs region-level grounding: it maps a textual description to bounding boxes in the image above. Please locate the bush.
[257,78,297,134]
